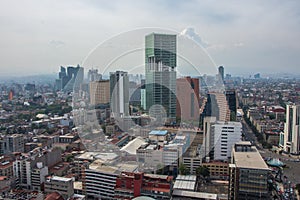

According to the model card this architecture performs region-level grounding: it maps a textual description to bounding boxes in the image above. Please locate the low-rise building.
[202,162,229,180]
[83,160,138,199]
[44,176,74,200]
[114,172,173,200]
[229,141,270,200]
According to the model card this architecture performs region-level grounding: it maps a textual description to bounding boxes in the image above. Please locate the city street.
[241,118,263,150]
[242,118,300,184]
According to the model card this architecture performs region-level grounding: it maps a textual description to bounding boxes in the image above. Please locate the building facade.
[44,176,74,199]
[176,77,200,121]
[110,71,129,118]
[210,121,242,161]
[280,104,300,154]
[115,172,172,200]
[89,80,110,105]
[0,134,24,154]
[145,33,177,122]
[229,142,270,200]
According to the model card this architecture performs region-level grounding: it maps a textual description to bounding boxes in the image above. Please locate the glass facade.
[145,33,177,121]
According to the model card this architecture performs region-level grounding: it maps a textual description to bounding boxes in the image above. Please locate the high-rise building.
[226,90,238,121]
[202,93,230,122]
[145,33,177,122]
[110,71,129,117]
[176,77,200,121]
[0,134,24,154]
[210,121,242,161]
[88,69,102,82]
[254,73,261,79]
[280,104,300,154]
[55,65,84,92]
[218,66,224,82]
[140,79,146,110]
[229,141,270,200]
[89,80,110,105]
[129,81,141,106]
[202,118,242,161]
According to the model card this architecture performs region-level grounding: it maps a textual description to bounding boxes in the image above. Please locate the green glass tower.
[145,33,177,122]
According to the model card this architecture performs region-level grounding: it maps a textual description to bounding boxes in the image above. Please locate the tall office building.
[280,104,300,154]
[89,80,110,105]
[202,93,230,123]
[229,141,270,200]
[145,33,177,122]
[210,121,242,161]
[110,71,129,117]
[202,118,242,161]
[55,65,84,92]
[140,79,146,110]
[176,77,200,121]
[218,66,224,82]
[226,90,238,121]
[88,69,102,82]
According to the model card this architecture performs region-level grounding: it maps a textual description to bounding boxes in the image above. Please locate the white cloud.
[180,27,209,48]
[0,0,299,75]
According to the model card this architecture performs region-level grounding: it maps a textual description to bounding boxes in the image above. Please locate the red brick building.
[115,172,173,200]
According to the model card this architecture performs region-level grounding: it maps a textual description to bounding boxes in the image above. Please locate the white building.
[203,116,217,158]
[31,162,48,191]
[13,159,31,189]
[210,121,242,161]
[84,160,138,199]
[110,71,129,118]
[44,176,74,199]
[136,144,163,169]
[280,104,300,154]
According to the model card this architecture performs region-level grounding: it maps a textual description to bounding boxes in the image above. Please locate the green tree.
[196,166,210,178]
[156,163,164,175]
[179,163,189,175]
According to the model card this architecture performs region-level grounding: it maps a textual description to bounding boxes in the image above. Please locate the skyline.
[0,0,300,76]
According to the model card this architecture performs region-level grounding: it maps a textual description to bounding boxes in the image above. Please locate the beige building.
[229,141,270,200]
[44,176,74,199]
[202,162,229,180]
[89,80,110,105]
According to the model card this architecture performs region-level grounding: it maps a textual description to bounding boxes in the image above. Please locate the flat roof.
[144,174,169,180]
[88,160,138,174]
[50,176,72,182]
[174,135,186,140]
[149,130,168,136]
[88,160,118,174]
[233,150,269,170]
[120,137,147,155]
[76,152,119,162]
[73,181,83,190]
[176,175,197,182]
[146,144,157,150]
[172,190,218,200]
[235,141,251,145]
[173,180,195,191]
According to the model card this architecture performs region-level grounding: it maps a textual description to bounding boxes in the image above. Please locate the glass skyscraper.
[145,33,177,122]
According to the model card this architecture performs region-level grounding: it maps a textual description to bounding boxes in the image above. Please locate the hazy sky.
[0,0,299,76]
